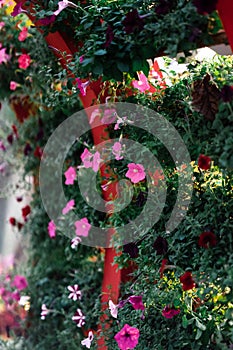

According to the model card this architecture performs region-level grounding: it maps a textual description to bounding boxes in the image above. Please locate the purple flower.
[153,236,168,255]
[72,308,85,327]
[67,284,82,301]
[123,242,139,258]
[114,324,140,350]
[192,0,218,15]
[11,2,27,17]
[122,9,144,34]
[76,78,90,96]
[162,306,180,319]
[155,0,173,16]
[39,15,56,26]
[12,275,28,291]
[128,295,145,310]
[221,85,233,102]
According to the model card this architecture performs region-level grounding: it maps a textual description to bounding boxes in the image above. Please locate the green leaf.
[94,49,107,56]
[195,318,206,331]
[117,61,129,73]
[182,315,189,329]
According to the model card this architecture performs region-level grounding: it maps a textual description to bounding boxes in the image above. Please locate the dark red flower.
[104,25,114,48]
[180,271,195,291]
[11,125,19,138]
[9,217,16,226]
[159,258,168,278]
[122,9,144,34]
[39,15,56,26]
[7,134,13,145]
[221,85,233,102]
[22,205,31,221]
[34,146,43,159]
[128,295,145,310]
[123,242,139,258]
[24,143,32,156]
[155,0,174,16]
[198,231,217,248]
[192,0,218,15]
[153,236,168,255]
[198,154,211,170]
[162,306,180,319]
[17,222,24,231]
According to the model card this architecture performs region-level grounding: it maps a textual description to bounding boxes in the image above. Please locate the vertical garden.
[0,0,232,349]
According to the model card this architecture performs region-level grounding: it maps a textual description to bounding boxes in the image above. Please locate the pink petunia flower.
[81,148,93,168]
[81,330,94,349]
[0,43,10,64]
[0,22,5,30]
[11,2,27,17]
[114,324,140,350]
[10,81,19,91]
[67,284,82,301]
[128,295,145,310]
[92,151,101,172]
[48,220,56,238]
[109,300,118,318]
[162,306,180,319]
[101,108,117,124]
[76,78,90,96]
[126,163,146,184]
[72,308,85,327]
[18,53,31,69]
[64,166,76,185]
[112,142,123,160]
[132,72,150,92]
[12,275,28,291]
[62,199,75,215]
[41,304,50,320]
[54,0,78,16]
[71,236,82,249]
[18,27,28,42]
[75,217,91,237]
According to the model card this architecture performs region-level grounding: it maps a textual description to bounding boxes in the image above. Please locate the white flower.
[72,308,85,327]
[19,295,30,306]
[109,300,118,318]
[67,284,82,301]
[71,236,82,249]
[81,331,94,348]
[41,304,50,320]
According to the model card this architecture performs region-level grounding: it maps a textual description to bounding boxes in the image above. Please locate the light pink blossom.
[62,199,75,215]
[0,22,5,30]
[92,151,101,172]
[101,108,117,124]
[72,308,85,327]
[75,218,91,237]
[132,72,150,92]
[114,324,140,350]
[64,166,76,185]
[67,284,82,301]
[109,300,118,318]
[114,116,127,130]
[18,53,31,69]
[112,142,123,160]
[0,43,10,64]
[18,27,28,42]
[126,163,146,184]
[41,304,50,320]
[48,220,56,238]
[81,148,93,168]
[71,236,82,249]
[10,81,18,91]
[54,0,78,16]
[81,331,94,349]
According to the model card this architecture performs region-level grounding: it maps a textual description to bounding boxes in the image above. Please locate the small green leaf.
[117,61,129,73]
[94,49,107,56]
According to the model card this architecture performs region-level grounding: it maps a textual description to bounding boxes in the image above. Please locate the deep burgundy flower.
[221,85,233,102]
[153,236,168,255]
[104,25,114,48]
[123,242,139,258]
[192,0,218,15]
[9,217,16,226]
[162,306,180,319]
[11,125,18,138]
[198,231,217,248]
[24,143,32,156]
[180,271,195,291]
[7,134,13,145]
[39,15,56,26]
[17,222,24,231]
[122,9,144,34]
[155,0,173,16]
[198,154,211,170]
[34,146,43,159]
[22,205,31,221]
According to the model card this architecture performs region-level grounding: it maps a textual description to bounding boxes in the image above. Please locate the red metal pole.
[217,0,233,52]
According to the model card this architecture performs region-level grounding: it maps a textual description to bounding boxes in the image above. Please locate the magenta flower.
[62,199,75,215]
[11,2,27,17]
[132,72,150,92]
[71,236,82,249]
[128,295,145,310]
[10,81,18,91]
[72,308,85,327]
[0,43,10,64]
[81,148,93,168]
[162,306,180,319]
[75,217,91,237]
[126,163,146,184]
[67,284,82,301]
[64,166,76,185]
[114,324,140,350]
[112,142,124,160]
[81,330,94,349]
[39,15,56,26]
[76,78,90,96]
[18,27,28,42]
[109,299,118,318]
[18,53,31,69]
[12,275,28,291]
[41,304,50,320]
[48,220,56,238]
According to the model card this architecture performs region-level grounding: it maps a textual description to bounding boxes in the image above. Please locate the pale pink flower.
[101,108,117,124]
[126,163,146,184]
[71,236,82,249]
[10,81,18,91]
[64,166,76,185]
[114,116,127,130]
[62,199,75,215]
[89,108,101,124]
[92,151,101,172]
[81,331,94,349]
[114,324,140,350]
[18,53,31,69]
[0,22,5,30]
[76,78,90,96]
[18,27,28,42]
[12,275,28,291]
[109,300,118,318]
[75,217,91,237]
[41,304,50,320]
[81,148,93,168]
[0,43,10,64]
[67,284,82,301]
[112,142,123,160]
[48,220,56,238]
[72,308,85,327]
[54,0,78,16]
[132,72,150,92]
